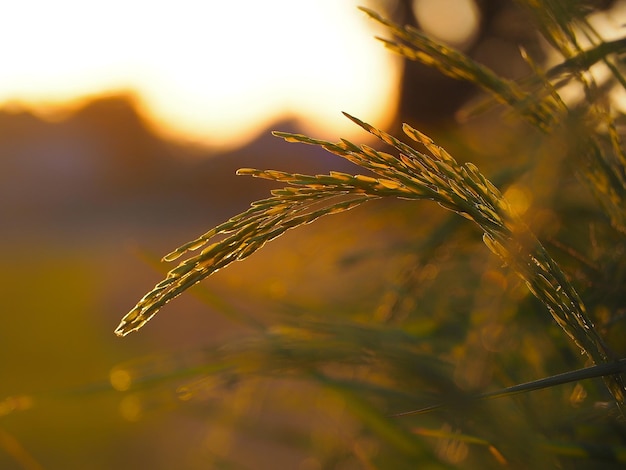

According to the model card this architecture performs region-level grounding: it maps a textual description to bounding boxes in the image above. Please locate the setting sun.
[1,0,401,149]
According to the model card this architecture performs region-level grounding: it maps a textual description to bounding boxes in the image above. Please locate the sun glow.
[1,0,401,150]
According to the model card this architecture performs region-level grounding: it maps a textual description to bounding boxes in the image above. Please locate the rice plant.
[116,2,626,468]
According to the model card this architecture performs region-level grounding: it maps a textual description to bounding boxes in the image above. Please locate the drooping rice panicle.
[117,111,625,413]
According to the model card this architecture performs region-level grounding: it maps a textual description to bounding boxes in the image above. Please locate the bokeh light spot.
[504,184,532,216]
[412,0,480,49]
[110,367,132,392]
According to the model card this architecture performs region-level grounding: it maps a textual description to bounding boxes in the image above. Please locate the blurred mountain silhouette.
[0,94,354,240]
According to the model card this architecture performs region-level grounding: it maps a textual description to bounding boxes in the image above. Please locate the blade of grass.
[392,358,626,417]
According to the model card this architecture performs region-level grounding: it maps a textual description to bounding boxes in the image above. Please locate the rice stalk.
[116,108,625,414]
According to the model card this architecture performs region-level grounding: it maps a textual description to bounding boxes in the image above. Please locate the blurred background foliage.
[2,0,626,468]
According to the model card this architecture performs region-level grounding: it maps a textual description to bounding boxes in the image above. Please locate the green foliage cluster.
[115,2,626,468]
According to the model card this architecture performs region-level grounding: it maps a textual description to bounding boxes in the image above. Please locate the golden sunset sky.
[5,0,622,151]
[0,0,406,149]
